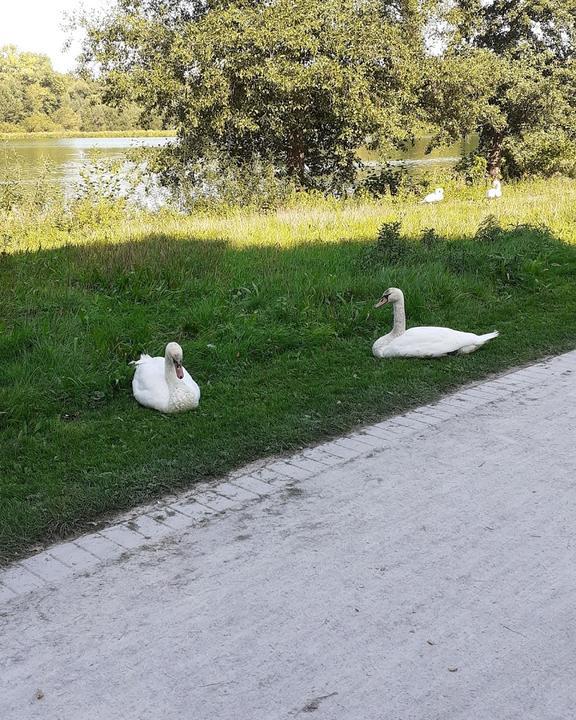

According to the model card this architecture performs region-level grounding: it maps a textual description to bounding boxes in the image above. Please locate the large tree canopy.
[425,0,576,177]
[80,0,427,190]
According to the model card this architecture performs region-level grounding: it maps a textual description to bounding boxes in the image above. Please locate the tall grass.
[2,178,576,561]
[4,176,576,254]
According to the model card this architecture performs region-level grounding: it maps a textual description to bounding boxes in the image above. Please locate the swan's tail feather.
[477,330,499,345]
[129,353,152,366]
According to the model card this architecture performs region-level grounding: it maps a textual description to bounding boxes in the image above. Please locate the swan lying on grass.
[131,342,200,413]
[372,288,499,358]
[487,179,502,199]
[420,187,444,204]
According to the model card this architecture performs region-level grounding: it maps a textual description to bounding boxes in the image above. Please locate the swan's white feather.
[372,287,499,359]
[487,180,502,199]
[374,327,498,358]
[420,188,444,204]
[132,353,200,413]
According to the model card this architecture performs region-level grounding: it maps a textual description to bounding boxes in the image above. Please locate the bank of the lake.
[2,177,576,562]
[0,133,176,188]
[0,132,476,192]
[0,129,177,140]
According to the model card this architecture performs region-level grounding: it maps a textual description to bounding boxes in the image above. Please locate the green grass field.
[2,178,576,562]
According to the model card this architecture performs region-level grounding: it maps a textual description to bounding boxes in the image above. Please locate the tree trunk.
[287,131,306,186]
[483,128,505,178]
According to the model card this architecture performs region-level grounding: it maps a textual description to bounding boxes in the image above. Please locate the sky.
[0,0,107,72]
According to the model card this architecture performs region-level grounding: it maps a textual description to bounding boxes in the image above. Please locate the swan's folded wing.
[132,357,170,410]
[182,369,201,400]
[394,327,481,357]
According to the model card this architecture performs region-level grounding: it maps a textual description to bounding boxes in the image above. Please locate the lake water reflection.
[0,136,173,186]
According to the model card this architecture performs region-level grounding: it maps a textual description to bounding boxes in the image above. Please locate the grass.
[0,129,176,141]
[2,178,576,562]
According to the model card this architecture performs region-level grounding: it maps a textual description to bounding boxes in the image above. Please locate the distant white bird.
[372,288,499,358]
[420,187,444,204]
[486,179,502,199]
[131,342,200,413]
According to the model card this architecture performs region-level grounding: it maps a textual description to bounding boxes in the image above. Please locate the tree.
[0,74,26,126]
[79,0,426,191]
[425,1,576,178]
[0,45,160,134]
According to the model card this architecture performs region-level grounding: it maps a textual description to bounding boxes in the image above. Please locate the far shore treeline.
[0,45,162,135]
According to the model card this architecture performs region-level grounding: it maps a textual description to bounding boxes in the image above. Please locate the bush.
[453,153,488,185]
[0,155,61,215]
[474,215,505,243]
[503,129,576,179]
[144,146,296,212]
[361,163,430,198]
[421,227,442,249]
[21,113,59,133]
[0,121,21,134]
[362,221,411,267]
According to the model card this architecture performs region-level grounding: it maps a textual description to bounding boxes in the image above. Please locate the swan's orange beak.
[175,362,184,379]
[374,296,389,308]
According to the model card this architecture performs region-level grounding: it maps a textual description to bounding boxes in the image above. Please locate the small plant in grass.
[475,215,504,243]
[362,221,410,268]
[1,231,13,255]
[421,227,442,250]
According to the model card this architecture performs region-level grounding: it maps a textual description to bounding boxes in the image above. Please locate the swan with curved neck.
[487,179,502,199]
[131,342,200,413]
[372,288,499,358]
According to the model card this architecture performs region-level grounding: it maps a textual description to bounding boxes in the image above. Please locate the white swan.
[486,179,502,199]
[420,187,444,204]
[131,342,200,413]
[372,288,499,358]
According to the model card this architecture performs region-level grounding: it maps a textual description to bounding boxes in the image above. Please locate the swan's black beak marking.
[374,296,389,308]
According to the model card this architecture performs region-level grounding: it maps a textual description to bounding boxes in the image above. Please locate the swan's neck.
[391,298,406,336]
[164,355,180,389]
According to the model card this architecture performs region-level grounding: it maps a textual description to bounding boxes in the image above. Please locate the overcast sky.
[0,0,107,72]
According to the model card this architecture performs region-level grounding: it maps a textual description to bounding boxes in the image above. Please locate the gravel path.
[1,352,576,720]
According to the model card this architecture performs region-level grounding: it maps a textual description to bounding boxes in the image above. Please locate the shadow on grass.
[2,223,576,560]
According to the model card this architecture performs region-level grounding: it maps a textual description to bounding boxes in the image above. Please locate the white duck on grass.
[487,179,502,199]
[420,187,444,204]
[372,288,499,358]
[131,342,200,413]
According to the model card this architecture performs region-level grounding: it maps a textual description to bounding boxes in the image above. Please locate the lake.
[0,134,477,189]
[0,135,174,186]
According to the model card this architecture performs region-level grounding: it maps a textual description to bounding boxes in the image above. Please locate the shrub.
[362,221,411,268]
[474,215,504,243]
[453,153,488,185]
[361,163,430,198]
[143,146,296,212]
[421,227,442,249]
[21,113,59,133]
[503,129,576,179]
